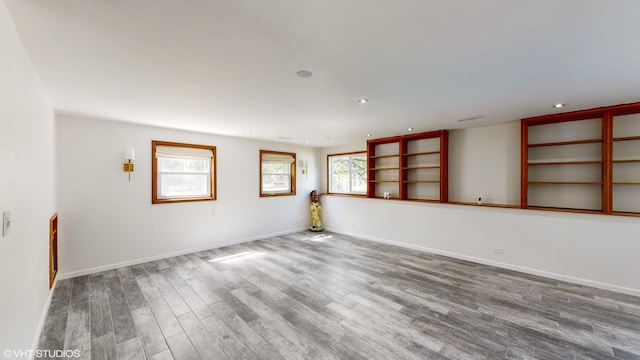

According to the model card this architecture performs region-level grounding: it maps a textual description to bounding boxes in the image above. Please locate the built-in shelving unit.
[612,113,640,214]
[521,102,640,215]
[367,130,448,202]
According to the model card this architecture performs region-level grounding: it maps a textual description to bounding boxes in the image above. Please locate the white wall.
[448,122,521,205]
[57,114,321,276]
[319,122,522,205]
[323,196,640,295]
[0,1,56,351]
[320,123,640,296]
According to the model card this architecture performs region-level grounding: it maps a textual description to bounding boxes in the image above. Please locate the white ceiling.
[5,0,640,147]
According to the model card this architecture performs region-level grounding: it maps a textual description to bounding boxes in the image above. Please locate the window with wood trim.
[260,150,296,196]
[152,140,216,204]
[327,152,367,195]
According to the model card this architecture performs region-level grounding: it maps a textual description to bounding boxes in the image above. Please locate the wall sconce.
[299,160,308,178]
[123,148,135,181]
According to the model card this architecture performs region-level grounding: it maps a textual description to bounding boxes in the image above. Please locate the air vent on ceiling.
[457,115,484,122]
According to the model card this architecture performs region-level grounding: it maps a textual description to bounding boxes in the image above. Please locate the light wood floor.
[38,231,640,359]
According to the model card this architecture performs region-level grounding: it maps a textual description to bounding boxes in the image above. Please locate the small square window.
[260,150,296,196]
[152,141,216,204]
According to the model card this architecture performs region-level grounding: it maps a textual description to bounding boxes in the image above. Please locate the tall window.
[328,152,367,194]
[260,150,296,196]
[152,140,216,204]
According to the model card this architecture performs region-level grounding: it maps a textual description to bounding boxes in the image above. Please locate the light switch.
[2,211,10,237]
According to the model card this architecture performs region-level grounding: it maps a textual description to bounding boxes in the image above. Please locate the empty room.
[2,1,640,359]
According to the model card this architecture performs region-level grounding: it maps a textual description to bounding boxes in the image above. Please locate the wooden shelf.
[528,160,602,166]
[527,138,602,147]
[611,211,640,218]
[403,165,440,170]
[405,198,440,203]
[613,182,640,185]
[403,151,440,156]
[369,180,399,183]
[448,201,520,209]
[403,180,440,183]
[526,206,603,215]
[370,167,399,171]
[612,135,640,142]
[528,181,602,185]
[369,154,399,159]
[613,159,640,163]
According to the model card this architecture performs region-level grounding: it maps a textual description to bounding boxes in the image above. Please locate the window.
[152,140,216,204]
[260,150,296,196]
[328,152,367,195]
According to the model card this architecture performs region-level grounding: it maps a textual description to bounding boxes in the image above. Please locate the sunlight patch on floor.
[302,233,333,242]
[208,251,264,264]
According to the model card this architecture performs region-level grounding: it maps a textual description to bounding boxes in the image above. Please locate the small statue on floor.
[309,190,323,232]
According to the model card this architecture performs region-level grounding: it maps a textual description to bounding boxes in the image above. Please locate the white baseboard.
[327,227,640,298]
[30,277,58,356]
[58,227,306,280]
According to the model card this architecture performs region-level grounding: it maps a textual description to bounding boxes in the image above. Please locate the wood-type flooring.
[37,231,640,359]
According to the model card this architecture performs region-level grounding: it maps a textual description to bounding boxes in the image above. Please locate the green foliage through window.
[328,153,367,194]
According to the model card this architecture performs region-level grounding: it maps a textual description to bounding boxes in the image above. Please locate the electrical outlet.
[2,211,11,237]
[494,247,504,255]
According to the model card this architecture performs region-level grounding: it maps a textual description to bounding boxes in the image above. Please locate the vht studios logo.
[3,349,81,359]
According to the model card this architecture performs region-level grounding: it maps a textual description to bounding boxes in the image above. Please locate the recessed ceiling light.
[297,70,312,78]
[245,131,251,135]
[305,140,310,144]
[366,134,372,137]
[359,99,368,104]
[407,127,414,131]
[554,103,565,108]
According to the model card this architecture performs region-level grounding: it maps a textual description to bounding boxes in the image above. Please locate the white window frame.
[260,150,296,197]
[152,140,216,204]
[327,151,367,195]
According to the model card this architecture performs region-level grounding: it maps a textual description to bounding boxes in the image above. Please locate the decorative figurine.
[309,190,323,232]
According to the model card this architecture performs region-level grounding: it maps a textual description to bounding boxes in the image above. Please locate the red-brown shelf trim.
[402,151,440,156]
[613,159,640,163]
[525,206,604,214]
[527,139,602,147]
[370,167,400,171]
[611,211,640,218]
[612,135,640,142]
[369,154,399,159]
[403,165,440,169]
[527,160,602,165]
[447,201,520,209]
[528,181,603,185]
